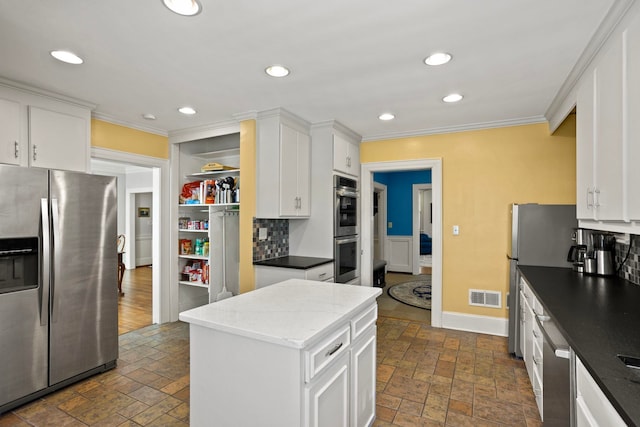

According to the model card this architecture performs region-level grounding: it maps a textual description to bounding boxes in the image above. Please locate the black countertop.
[253,256,333,270]
[518,266,640,427]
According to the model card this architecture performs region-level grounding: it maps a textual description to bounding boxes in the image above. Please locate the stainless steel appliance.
[334,235,359,283]
[334,175,358,237]
[0,165,118,414]
[535,314,573,426]
[334,175,359,283]
[507,203,577,356]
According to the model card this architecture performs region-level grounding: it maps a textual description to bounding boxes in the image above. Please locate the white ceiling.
[0,0,617,140]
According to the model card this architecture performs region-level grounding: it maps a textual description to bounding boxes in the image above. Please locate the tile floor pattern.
[0,317,541,426]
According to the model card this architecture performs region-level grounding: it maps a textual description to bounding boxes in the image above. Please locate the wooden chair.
[117,234,126,296]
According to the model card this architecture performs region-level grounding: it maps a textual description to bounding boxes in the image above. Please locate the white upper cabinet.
[0,82,92,172]
[575,4,640,232]
[333,133,360,177]
[626,11,640,220]
[279,123,311,217]
[29,106,88,172]
[0,98,20,165]
[256,109,311,218]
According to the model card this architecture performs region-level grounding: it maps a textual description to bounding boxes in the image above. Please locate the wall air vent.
[469,289,501,308]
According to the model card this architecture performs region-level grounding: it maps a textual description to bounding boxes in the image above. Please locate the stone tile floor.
[0,316,541,426]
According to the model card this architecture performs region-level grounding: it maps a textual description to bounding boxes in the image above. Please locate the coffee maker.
[567,228,616,275]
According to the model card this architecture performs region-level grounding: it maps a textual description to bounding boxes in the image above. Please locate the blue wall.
[373,170,431,236]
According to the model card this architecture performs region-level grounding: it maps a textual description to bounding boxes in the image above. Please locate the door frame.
[412,183,432,275]
[91,147,171,325]
[373,182,387,262]
[361,159,442,327]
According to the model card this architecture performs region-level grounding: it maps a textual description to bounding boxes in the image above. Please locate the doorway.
[413,184,432,275]
[361,159,443,327]
[91,147,171,332]
[373,182,387,261]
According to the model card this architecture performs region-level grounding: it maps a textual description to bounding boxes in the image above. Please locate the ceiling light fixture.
[443,93,463,103]
[178,106,197,115]
[265,65,290,77]
[162,0,201,16]
[142,113,157,120]
[378,113,395,121]
[424,52,452,66]
[50,50,84,65]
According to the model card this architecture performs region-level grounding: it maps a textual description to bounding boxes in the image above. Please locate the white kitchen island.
[179,279,382,427]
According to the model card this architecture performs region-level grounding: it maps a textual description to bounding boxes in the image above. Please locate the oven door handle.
[335,236,358,244]
[336,188,358,198]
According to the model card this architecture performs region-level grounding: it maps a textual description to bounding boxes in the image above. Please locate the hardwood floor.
[118,266,153,335]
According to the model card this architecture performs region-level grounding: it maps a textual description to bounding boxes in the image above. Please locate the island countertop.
[178,279,381,349]
[518,266,640,426]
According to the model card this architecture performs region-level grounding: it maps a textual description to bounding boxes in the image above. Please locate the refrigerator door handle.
[40,198,50,326]
[51,198,61,323]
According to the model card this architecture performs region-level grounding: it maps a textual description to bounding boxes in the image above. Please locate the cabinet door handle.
[593,188,601,207]
[347,156,351,167]
[586,188,593,209]
[326,342,343,357]
[32,144,37,162]
[318,272,327,278]
[14,141,19,159]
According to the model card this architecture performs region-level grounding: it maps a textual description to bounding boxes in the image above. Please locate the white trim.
[0,76,96,109]
[442,311,509,337]
[361,116,545,142]
[361,159,443,328]
[168,120,241,144]
[373,182,387,262]
[412,183,432,275]
[91,147,171,324]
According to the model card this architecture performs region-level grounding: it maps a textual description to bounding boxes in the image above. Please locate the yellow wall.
[361,120,576,318]
[239,120,256,293]
[91,119,169,159]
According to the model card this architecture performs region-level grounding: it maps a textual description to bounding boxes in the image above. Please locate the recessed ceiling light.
[443,93,463,103]
[162,0,201,16]
[378,113,395,121]
[178,107,197,115]
[424,52,452,66]
[142,113,157,120]
[265,65,290,77]
[50,50,83,65]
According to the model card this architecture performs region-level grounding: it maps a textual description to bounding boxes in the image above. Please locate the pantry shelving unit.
[177,145,241,313]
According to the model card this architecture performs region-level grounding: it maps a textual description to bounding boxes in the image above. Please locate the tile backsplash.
[615,234,640,285]
[253,218,289,262]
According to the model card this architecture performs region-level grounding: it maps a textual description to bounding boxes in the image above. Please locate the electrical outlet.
[388,222,393,228]
[453,225,459,235]
[258,227,267,241]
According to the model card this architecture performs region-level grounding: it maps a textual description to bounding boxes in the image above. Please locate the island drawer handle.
[326,342,343,357]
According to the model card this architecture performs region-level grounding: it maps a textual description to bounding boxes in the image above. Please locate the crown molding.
[0,76,96,109]
[92,112,168,137]
[311,119,362,142]
[232,110,258,121]
[168,119,240,144]
[545,0,636,131]
[361,116,547,142]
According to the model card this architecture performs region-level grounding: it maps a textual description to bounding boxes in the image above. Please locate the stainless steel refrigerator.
[0,165,118,413]
[507,203,576,357]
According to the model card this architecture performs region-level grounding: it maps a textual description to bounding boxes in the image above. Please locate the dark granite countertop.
[518,266,640,427]
[253,256,333,270]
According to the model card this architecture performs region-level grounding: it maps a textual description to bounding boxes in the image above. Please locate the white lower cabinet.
[575,357,626,427]
[305,352,350,427]
[255,262,334,288]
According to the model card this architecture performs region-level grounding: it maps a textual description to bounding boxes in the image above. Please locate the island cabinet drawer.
[305,262,333,281]
[351,304,377,340]
[305,324,350,383]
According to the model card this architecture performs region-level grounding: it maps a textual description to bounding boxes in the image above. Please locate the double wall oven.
[334,175,359,283]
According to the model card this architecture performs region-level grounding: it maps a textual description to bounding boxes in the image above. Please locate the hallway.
[118,267,153,335]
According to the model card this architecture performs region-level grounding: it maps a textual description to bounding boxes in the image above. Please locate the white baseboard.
[441,311,508,337]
